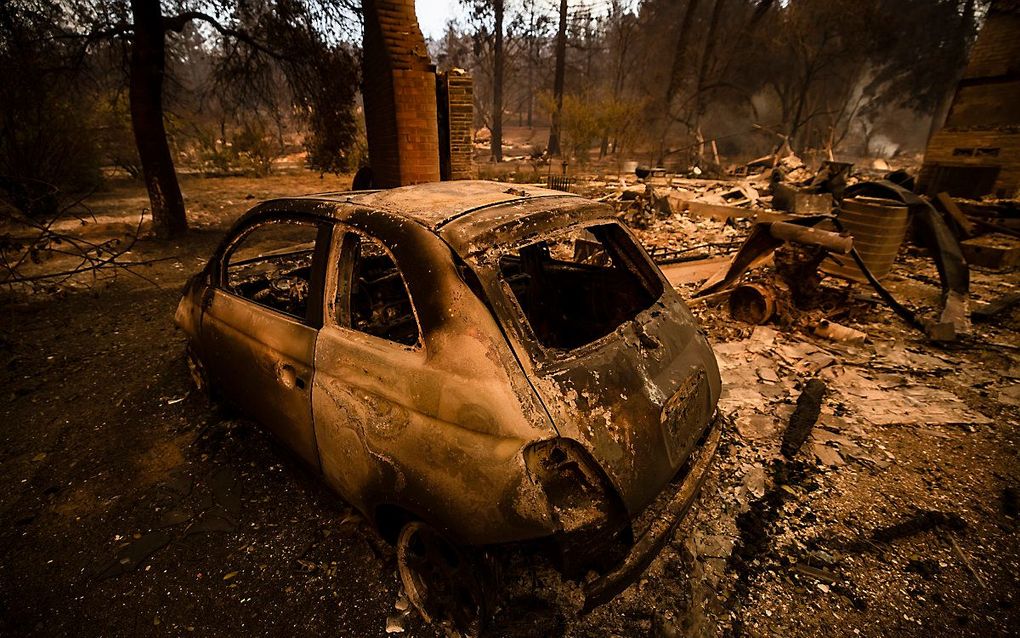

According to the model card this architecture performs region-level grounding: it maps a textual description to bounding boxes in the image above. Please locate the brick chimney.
[361,0,441,187]
[437,69,475,181]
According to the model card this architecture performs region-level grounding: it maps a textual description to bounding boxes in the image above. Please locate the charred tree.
[665,0,702,113]
[491,0,504,162]
[925,0,977,142]
[547,0,568,157]
[128,0,187,238]
[693,0,726,160]
[524,0,539,129]
[658,0,702,165]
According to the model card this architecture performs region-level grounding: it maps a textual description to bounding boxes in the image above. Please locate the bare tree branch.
[163,11,280,60]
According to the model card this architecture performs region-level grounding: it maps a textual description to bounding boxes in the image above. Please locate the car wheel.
[396,521,487,636]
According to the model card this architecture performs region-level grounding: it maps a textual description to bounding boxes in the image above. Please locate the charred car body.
[176,181,721,624]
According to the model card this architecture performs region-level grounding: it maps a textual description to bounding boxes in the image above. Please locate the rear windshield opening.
[499,223,663,350]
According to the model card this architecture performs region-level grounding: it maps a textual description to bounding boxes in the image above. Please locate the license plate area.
[660,367,708,465]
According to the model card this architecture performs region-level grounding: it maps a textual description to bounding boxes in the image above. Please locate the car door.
[201,213,332,469]
[309,226,428,509]
[310,217,568,543]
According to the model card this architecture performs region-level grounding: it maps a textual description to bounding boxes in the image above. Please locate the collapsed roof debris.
[595,158,999,344]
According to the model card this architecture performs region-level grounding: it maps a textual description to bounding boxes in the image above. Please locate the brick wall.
[362,0,440,187]
[437,70,475,181]
[920,1,1020,198]
[921,128,1020,198]
[963,11,1020,79]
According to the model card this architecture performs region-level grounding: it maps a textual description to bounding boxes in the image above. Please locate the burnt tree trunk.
[658,0,702,165]
[666,0,703,108]
[129,0,187,238]
[491,0,504,162]
[787,68,814,152]
[925,0,976,144]
[547,0,568,157]
[526,32,534,129]
[693,0,726,160]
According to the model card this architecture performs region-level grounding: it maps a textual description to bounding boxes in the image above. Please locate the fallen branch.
[950,535,986,589]
[1,187,169,291]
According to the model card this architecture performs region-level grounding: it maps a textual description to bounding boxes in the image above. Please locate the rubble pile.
[543,160,1019,637]
[590,156,1020,346]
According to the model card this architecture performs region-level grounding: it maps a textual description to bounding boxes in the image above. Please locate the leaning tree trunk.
[491,0,504,163]
[692,0,726,161]
[129,0,187,238]
[925,0,976,144]
[547,0,567,157]
[658,0,702,166]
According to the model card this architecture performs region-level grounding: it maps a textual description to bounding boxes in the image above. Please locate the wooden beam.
[934,192,976,237]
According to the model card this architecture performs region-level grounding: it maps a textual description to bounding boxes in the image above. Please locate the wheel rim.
[396,522,484,635]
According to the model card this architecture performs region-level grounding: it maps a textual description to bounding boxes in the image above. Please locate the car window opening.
[225,221,319,320]
[499,223,663,350]
[349,236,420,347]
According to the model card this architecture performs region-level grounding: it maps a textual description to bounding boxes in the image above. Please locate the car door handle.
[278,364,307,390]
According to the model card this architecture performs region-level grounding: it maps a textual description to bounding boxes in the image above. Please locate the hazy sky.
[415,0,464,40]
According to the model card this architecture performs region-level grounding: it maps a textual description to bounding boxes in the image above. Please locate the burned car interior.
[220,219,420,348]
[498,223,664,349]
[224,220,321,321]
[347,235,420,346]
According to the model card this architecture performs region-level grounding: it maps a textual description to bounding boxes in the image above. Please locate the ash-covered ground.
[2,172,1018,637]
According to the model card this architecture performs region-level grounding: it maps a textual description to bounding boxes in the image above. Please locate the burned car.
[176,181,721,627]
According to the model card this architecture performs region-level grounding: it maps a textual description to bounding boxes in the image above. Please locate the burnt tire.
[396,522,488,636]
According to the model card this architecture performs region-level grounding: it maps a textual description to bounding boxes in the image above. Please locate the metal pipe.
[769,221,853,254]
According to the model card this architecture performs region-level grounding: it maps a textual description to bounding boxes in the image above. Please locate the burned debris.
[595,156,1001,346]
[780,379,826,459]
[552,133,1016,635]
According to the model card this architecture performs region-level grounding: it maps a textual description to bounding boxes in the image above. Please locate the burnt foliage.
[0,0,362,221]
[0,2,101,219]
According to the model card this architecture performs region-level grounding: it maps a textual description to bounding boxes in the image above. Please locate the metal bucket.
[821,196,909,282]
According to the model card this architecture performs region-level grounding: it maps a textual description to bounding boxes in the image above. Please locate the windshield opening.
[498,223,663,350]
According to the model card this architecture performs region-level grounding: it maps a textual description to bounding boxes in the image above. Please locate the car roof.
[287,180,580,230]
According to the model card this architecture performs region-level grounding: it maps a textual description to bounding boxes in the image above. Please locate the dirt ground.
[1,171,1018,637]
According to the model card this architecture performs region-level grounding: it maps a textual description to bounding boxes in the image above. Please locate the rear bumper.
[582,412,722,611]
